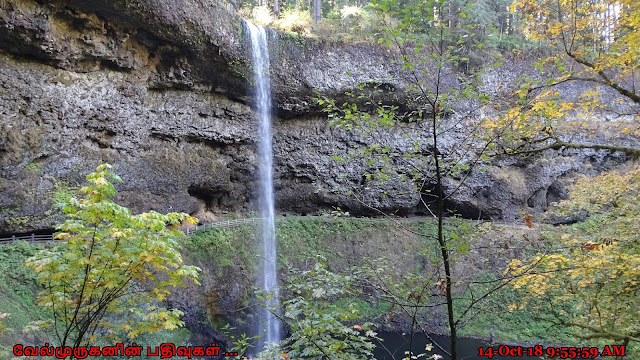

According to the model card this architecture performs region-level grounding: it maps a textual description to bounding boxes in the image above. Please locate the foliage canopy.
[507,167,640,346]
[278,261,379,360]
[486,0,639,158]
[25,164,201,348]
[501,0,639,349]
[318,0,639,358]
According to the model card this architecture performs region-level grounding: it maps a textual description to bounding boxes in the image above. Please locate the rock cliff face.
[0,0,629,234]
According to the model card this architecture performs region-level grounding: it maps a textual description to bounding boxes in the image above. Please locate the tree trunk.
[313,0,321,22]
[449,1,454,30]
[432,110,457,360]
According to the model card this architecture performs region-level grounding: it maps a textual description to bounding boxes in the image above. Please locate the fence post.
[195,224,198,232]
[31,233,35,243]
[186,227,190,235]
[12,235,15,242]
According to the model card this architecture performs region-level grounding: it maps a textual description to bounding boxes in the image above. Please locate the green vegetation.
[0,241,195,357]
[507,168,640,353]
[2,0,637,357]
[186,217,575,347]
[0,241,48,350]
[276,217,392,266]
[24,164,201,348]
[5,216,31,226]
[309,0,640,356]
[277,261,379,360]
[185,225,257,273]
[24,162,39,171]
[0,214,634,356]
[332,298,392,321]
[184,216,400,273]
[455,272,578,345]
[51,181,77,205]
[237,0,533,55]
[316,0,512,355]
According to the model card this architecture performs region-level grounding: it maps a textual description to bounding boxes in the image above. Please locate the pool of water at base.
[374,331,541,360]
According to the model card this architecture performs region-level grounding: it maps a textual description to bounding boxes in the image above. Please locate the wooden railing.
[184,217,266,235]
[0,233,56,244]
[0,218,269,244]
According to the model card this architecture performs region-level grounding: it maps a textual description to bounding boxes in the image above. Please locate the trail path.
[0,216,535,244]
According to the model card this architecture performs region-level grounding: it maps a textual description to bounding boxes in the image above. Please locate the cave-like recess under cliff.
[0,0,630,236]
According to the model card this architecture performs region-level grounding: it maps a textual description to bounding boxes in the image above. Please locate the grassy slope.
[0,241,48,352]
[182,216,583,347]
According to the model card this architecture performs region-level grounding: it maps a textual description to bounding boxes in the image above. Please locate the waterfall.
[245,20,281,352]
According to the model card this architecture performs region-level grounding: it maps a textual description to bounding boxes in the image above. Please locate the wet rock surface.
[0,0,632,236]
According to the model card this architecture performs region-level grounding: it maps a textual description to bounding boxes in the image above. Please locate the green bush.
[275,9,312,35]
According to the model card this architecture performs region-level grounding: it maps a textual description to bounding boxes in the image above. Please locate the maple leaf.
[524,214,534,228]
[580,242,599,251]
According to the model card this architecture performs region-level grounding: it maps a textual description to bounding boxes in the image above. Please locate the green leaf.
[26,164,201,346]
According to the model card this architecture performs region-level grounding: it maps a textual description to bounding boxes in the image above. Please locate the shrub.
[275,9,312,35]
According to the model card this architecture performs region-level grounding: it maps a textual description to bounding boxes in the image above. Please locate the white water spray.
[245,20,281,351]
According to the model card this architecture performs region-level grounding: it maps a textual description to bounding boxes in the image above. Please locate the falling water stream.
[245,20,281,353]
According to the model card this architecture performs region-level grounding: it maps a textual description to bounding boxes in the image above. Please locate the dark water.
[374,332,541,360]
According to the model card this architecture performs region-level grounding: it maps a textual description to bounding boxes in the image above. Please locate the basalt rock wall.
[0,0,630,234]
